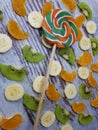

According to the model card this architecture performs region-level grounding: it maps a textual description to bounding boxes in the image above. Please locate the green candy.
[22,45,45,63]
[58,47,75,65]
[0,64,27,81]
[91,37,98,56]
[78,113,94,125]
[78,2,92,20]
[23,93,44,111]
[55,104,70,124]
[79,83,92,99]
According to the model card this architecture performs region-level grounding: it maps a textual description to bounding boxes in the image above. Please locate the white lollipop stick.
[33,44,56,130]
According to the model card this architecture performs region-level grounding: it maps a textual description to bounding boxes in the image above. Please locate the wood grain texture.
[0,0,98,130]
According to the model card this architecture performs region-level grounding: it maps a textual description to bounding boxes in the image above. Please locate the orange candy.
[87,72,97,88]
[90,95,98,108]
[42,2,53,17]
[75,15,86,28]
[12,0,27,16]
[46,84,61,101]
[77,52,92,66]
[60,70,77,82]
[71,102,86,114]
[62,0,77,12]
[8,19,29,40]
[91,61,98,72]
[0,114,23,129]
[77,28,83,41]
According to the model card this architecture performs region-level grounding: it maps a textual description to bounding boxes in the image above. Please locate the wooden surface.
[0,0,98,130]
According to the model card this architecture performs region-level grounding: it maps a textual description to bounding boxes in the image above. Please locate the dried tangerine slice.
[46,84,61,101]
[12,0,27,16]
[87,72,97,88]
[90,95,98,108]
[8,19,29,40]
[75,15,86,28]
[77,28,83,41]
[0,114,23,129]
[60,70,77,82]
[62,0,77,12]
[71,102,86,114]
[91,61,98,72]
[42,2,53,17]
[77,52,92,66]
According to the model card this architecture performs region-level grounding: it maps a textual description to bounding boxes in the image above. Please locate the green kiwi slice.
[79,83,92,99]
[22,45,45,63]
[78,113,94,125]
[91,37,98,56]
[0,64,27,81]
[23,93,44,111]
[78,2,92,20]
[55,104,70,124]
[0,7,3,20]
[58,47,75,65]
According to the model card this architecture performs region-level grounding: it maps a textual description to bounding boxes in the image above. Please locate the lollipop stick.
[33,44,57,130]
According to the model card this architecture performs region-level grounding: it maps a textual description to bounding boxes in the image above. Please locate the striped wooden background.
[0,0,98,130]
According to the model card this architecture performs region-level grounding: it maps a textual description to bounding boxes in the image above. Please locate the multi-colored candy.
[42,9,78,48]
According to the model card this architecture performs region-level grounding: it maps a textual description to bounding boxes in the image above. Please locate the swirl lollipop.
[33,9,78,130]
[42,9,78,48]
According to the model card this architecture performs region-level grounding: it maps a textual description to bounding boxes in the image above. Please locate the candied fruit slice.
[91,61,98,72]
[46,84,61,101]
[42,2,53,17]
[87,72,97,88]
[77,52,92,66]
[62,0,77,12]
[7,19,29,40]
[77,28,83,41]
[75,15,86,28]
[60,69,77,82]
[12,0,27,16]
[90,95,98,108]
[71,102,86,114]
[0,114,23,129]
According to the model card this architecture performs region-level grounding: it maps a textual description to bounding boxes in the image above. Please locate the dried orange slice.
[60,70,77,82]
[87,72,97,88]
[77,28,83,41]
[77,52,92,66]
[90,95,98,108]
[46,84,61,101]
[62,0,77,12]
[75,15,86,28]
[71,102,86,114]
[8,19,29,40]
[42,2,53,17]
[12,0,27,16]
[91,61,98,72]
[0,114,23,129]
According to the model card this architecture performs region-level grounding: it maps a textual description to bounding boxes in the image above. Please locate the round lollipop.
[33,9,78,130]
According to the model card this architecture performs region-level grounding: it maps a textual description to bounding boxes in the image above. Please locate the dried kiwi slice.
[79,83,92,99]
[78,113,94,125]
[55,104,70,124]
[78,2,92,20]
[0,6,3,20]
[0,64,27,81]
[22,45,45,63]
[23,93,40,111]
[91,37,98,56]
[23,93,44,111]
[58,47,75,65]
